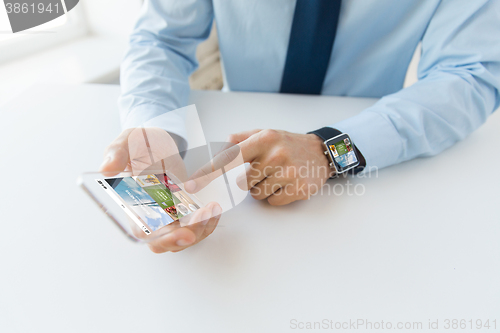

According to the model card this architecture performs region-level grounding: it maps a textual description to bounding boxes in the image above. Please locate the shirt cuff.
[332,111,403,170]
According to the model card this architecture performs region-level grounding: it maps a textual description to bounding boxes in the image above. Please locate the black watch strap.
[308,127,343,142]
[308,127,366,175]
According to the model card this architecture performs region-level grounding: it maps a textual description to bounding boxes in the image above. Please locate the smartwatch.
[308,127,366,176]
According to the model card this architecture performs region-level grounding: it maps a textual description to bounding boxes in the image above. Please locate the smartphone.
[79,170,204,243]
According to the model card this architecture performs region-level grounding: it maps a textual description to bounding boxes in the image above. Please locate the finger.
[171,215,221,253]
[175,205,222,252]
[211,128,260,159]
[179,202,221,236]
[147,227,197,253]
[185,133,264,193]
[236,160,277,191]
[202,206,222,239]
[226,129,262,144]
[250,177,289,201]
[185,144,246,193]
[235,160,268,191]
[100,129,134,176]
[267,185,305,206]
[148,203,222,253]
[180,204,213,241]
[237,130,270,161]
[194,203,222,245]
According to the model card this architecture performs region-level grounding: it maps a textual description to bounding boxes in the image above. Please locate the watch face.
[326,134,359,173]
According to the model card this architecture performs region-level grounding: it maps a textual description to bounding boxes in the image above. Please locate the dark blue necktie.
[280,0,342,95]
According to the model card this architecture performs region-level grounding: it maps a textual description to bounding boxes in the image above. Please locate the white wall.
[82,0,143,37]
[0,0,144,106]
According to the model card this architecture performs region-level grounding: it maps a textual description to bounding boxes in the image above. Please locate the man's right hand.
[100,128,222,253]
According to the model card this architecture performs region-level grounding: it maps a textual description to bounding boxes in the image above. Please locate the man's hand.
[100,128,222,253]
[186,129,332,206]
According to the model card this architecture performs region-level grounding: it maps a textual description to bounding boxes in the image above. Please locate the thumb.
[99,146,130,176]
[99,130,133,176]
[226,129,262,144]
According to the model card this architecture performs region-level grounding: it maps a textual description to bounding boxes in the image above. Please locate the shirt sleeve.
[118,0,214,144]
[332,0,500,170]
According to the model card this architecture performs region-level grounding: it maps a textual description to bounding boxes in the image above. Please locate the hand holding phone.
[98,127,222,253]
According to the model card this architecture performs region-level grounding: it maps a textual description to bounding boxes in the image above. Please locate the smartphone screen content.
[97,173,199,235]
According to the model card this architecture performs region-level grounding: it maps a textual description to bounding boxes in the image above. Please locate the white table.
[1,84,499,333]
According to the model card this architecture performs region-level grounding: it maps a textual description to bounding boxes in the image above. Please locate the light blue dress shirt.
[119,0,500,170]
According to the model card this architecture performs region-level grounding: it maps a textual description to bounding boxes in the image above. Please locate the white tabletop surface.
[0,84,499,333]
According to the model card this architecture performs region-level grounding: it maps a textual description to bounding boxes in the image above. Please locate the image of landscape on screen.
[105,174,200,232]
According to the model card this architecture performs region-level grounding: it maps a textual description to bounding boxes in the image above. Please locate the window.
[0,1,88,64]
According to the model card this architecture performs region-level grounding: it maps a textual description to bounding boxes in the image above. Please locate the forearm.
[333,68,499,170]
[333,0,500,170]
[118,0,214,141]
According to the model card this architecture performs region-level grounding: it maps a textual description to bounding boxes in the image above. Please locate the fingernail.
[99,156,112,171]
[176,239,193,247]
[185,180,196,192]
[201,209,211,225]
[212,204,222,217]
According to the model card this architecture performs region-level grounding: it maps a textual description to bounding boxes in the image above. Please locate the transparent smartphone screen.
[97,173,200,236]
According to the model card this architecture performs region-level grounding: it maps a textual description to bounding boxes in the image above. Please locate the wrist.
[308,127,366,175]
[306,133,335,178]
[306,133,324,144]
